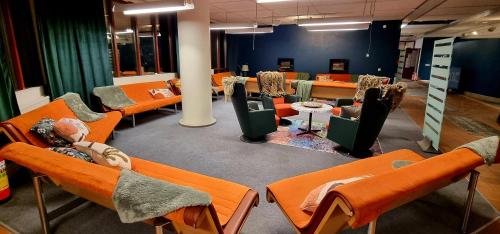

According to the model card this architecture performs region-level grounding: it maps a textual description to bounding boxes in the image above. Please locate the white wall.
[113,73,177,86]
[15,86,50,114]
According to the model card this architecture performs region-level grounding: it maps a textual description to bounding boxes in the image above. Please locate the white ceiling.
[119,0,500,39]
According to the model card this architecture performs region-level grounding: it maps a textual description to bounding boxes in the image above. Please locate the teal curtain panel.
[0,3,20,121]
[37,0,113,106]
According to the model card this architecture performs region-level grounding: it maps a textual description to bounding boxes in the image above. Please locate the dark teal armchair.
[327,88,393,156]
[232,83,277,143]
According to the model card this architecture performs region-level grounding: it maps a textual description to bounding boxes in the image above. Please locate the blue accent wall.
[417,37,444,80]
[451,39,500,98]
[227,21,402,78]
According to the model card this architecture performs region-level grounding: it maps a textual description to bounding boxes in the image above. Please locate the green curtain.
[37,0,112,107]
[0,3,20,121]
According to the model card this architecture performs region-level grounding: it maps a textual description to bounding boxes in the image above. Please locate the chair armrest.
[326,116,359,145]
[261,96,275,110]
[285,95,300,103]
[249,109,277,129]
[335,98,354,107]
[247,101,260,111]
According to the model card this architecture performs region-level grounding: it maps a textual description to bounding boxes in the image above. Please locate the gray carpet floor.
[0,96,498,234]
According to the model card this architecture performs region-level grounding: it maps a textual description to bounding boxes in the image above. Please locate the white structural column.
[177,0,216,127]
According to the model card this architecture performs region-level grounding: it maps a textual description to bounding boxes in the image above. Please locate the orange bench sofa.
[211,72,233,95]
[267,148,490,234]
[97,81,182,127]
[0,142,259,234]
[0,99,121,147]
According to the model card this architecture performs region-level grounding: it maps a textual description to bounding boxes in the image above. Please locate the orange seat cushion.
[121,96,182,116]
[275,104,299,117]
[212,72,233,86]
[5,99,121,147]
[267,149,426,229]
[331,102,361,116]
[284,72,298,80]
[275,115,280,126]
[272,97,285,105]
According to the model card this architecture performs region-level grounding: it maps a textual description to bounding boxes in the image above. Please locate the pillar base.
[179,118,216,128]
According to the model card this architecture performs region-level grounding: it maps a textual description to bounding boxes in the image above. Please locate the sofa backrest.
[119,81,169,103]
[284,72,298,80]
[356,88,393,150]
[3,99,76,147]
[212,72,233,86]
[316,74,352,82]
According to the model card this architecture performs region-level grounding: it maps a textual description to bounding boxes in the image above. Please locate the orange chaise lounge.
[96,81,182,127]
[266,146,495,234]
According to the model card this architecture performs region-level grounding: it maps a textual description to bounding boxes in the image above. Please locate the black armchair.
[327,88,393,156]
[231,83,277,143]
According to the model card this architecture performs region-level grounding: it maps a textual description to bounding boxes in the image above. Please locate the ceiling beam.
[424,6,500,36]
[402,0,448,23]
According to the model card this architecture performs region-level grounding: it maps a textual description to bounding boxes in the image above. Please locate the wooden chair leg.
[461,170,479,234]
[33,175,51,234]
[368,219,377,234]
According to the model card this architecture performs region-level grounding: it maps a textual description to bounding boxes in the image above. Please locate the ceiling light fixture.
[471,31,478,35]
[115,28,134,34]
[210,23,257,30]
[308,28,368,32]
[306,23,370,32]
[256,0,293,3]
[298,17,372,27]
[401,23,408,28]
[226,27,274,34]
[117,0,194,15]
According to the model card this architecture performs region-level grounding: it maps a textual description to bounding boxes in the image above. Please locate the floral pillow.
[74,141,131,170]
[31,118,70,147]
[149,88,175,99]
[48,147,93,163]
[53,118,89,143]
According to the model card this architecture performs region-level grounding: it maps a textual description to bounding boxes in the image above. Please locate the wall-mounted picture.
[329,59,349,74]
[278,58,294,72]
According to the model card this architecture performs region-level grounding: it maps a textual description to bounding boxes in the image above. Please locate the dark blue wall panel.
[452,39,500,98]
[227,21,402,78]
[417,37,444,80]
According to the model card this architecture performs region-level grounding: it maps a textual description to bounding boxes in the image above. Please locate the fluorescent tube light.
[308,28,367,32]
[298,17,372,27]
[117,0,194,15]
[401,23,408,28]
[306,23,370,32]
[116,29,134,34]
[226,27,274,34]
[210,23,257,31]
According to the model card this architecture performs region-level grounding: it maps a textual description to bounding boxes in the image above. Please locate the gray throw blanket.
[293,80,313,101]
[58,93,106,122]
[93,86,135,110]
[456,136,499,166]
[112,169,212,223]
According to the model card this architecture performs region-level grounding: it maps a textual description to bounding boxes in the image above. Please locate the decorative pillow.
[149,88,175,99]
[48,147,93,163]
[30,118,70,147]
[300,175,371,213]
[317,75,332,82]
[354,75,384,102]
[340,105,361,120]
[73,141,131,170]
[53,118,89,143]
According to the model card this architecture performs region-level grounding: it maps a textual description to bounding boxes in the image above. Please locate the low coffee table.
[291,102,333,137]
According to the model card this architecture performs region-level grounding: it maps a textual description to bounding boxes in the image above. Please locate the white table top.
[291,102,333,113]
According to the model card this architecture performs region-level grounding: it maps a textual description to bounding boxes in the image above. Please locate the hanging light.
[116,0,194,15]
[307,24,370,32]
[298,17,372,27]
[226,27,274,34]
[210,23,257,30]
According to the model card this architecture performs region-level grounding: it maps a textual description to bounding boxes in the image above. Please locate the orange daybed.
[0,142,259,234]
[98,81,182,127]
[267,148,487,234]
[212,72,233,94]
[0,99,121,147]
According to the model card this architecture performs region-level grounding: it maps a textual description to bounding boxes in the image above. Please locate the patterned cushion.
[31,118,70,147]
[149,88,175,99]
[354,75,385,102]
[48,147,93,163]
[316,75,332,82]
[341,105,362,120]
[300,175,371,213]
[73,141,131,170]
[53,118,89,143]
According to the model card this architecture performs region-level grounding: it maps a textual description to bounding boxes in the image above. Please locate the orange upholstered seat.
[3,99,120,147]
[275,104,299,118]
[331,101,362,116]
[0,142,258,233]
[212,72,233,87]
[117,81,182,117]
[267,148,484,233]
[284,72,298,80]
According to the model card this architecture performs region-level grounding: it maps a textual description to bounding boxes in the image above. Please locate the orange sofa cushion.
[331,101,361,116]
[118,81,182,116]
[267,149,426,229]
[312,81,357,89]
[121,96,182,116]
[212,72,233,86]
[4,99,121,148]
[275,115,280,126]
[0,143,251,227]
[272,97,285,105]
[275,104,299,118]
[284,72,298,80]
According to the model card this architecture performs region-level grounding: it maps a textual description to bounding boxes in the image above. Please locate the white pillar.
[177,0,216,127]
